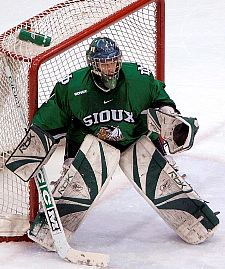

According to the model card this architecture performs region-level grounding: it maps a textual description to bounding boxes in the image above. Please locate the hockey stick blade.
[29,227,109,267]
[65,248,109,267]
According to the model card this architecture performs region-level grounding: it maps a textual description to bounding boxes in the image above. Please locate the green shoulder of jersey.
[53,62,175,113]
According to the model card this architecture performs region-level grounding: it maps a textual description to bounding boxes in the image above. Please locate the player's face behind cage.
[86,37,122,92]
[97,61,118,77]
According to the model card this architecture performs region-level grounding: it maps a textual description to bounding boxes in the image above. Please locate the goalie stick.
[3,57,109,267]
[35,167,109,267]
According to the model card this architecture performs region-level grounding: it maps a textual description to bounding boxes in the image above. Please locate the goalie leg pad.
[119,135,219,244]
[29,134,120,250]
[5,124,58,182]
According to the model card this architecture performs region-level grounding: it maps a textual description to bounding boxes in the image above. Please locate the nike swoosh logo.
[104,99,113,104]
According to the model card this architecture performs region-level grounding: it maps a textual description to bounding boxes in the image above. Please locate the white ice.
[0,1,225,268]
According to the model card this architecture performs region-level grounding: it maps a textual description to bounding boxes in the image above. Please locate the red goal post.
[0,0,165,241]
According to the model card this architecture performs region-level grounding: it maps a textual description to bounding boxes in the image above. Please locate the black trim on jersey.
[64,138,81,160]
[46,127,68,140]
[151,101,180,114]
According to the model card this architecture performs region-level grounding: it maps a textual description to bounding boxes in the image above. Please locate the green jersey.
[33,63,176,151]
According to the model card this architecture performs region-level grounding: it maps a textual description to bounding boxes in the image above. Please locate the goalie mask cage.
[0,0,165,241]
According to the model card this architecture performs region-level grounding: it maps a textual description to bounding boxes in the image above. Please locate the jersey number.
[59,74,73,85]
[137,64,152,76]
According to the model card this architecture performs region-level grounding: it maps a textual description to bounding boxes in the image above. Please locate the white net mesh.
[0,0,164,237]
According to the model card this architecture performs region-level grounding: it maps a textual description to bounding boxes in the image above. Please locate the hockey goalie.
[6,37,219,266]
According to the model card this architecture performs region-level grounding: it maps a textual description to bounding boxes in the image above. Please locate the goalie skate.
[120,135,219,244]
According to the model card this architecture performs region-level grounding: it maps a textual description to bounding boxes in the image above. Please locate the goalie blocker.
[5,124,58,182]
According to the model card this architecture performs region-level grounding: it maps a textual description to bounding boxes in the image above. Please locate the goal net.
[0,0,165,240]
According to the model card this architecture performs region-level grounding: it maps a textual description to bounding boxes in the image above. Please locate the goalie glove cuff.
[159,105,178,115]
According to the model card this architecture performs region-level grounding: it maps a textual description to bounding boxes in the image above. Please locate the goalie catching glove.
[147,107,199,154]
